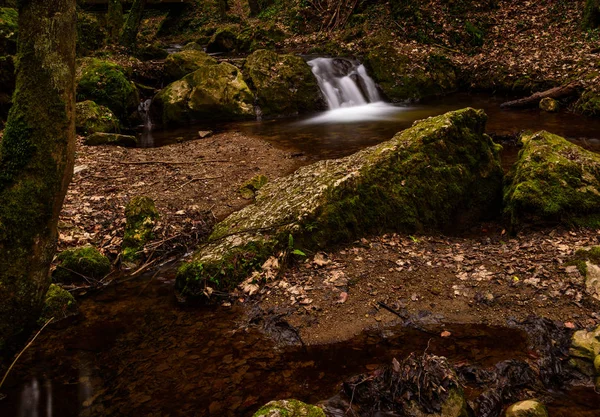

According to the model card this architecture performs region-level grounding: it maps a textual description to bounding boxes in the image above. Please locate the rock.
[405,386,467,417]
[76,100,120,135]
[176,108,503,298]
[595,354,600,374]
[252,399,325,417]
[244,49,322,116]
[570,325,600,375]
[136,42,169,61]
[121,196,159,263]
[239,174,269,199]
[539,97,559,112]
[504,131,600,229]
[163,49,217,82]
[505,400,548,417]
[153,62,254,125]
[575,88,600,117]
[0,7,18,56]
[53,246,111,284]
[84,132,138,147]
[585,261,600,300]
[38,284,78,325]
[198,130,213,138]
[206,25,247,54]
[77,58,139,121]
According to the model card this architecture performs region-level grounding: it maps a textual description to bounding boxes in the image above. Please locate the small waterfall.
[308,57,382,110]
[138,98,154,148]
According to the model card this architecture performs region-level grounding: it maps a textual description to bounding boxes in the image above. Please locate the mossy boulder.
[176,108,503,298]
[53,246,111,284]
[163,49,217,82]
[364,45,457,101]
[76,100,120,135]
[38,284,78,325]
[244,50,322,117]
[122,196,159,263]
[252,399,325,417]
[569,325,600,376]
[539,97,559,112]
[0,7,18,56]
[84,132,137,147]
[77,58,139,121]
[505,400,548,417]
[504,131,600,229]
[153,62,254,125]
[575,88,600,117]
[136,42,169,61]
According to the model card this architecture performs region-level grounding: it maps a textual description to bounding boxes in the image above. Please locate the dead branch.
[500,81,581,108]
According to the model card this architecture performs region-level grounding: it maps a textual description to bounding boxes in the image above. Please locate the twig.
[55,265,98,284]
[178,176,223,190]
[377,301,406,319]
[0,317,54,390]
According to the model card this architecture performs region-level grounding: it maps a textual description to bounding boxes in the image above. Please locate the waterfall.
[308,57,382,110]
[138,98,154,148]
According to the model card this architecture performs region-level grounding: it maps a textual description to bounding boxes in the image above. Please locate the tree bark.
[107,0,124,42]
[499,82,581,109]
[0,0,76,353]
[583,0,600,30]
[119,0,147,49]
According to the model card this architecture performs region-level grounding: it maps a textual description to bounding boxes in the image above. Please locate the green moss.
[122,196,159,263]
[53,246,110,284]
[252,399,325,417]
[38,284,77,325]
[504,131,600,229]
[240,174,269,199]
[76,100,119,135]
[571,246,600,275]
[575,89,600,117]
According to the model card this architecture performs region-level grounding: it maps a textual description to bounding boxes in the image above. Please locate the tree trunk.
[583,0,600,30]
[119,0,147,49]
[107,0,124,42]
[0,0,76,353]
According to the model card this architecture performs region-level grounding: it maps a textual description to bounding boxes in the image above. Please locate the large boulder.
[253,400,325,417]
[176,108,503,298]
[76,100,120,135]
[163,49,217,83]
[77,58,139,121]
[244,49,322,117]
[504,131,600,229]
[153,62,254,125]
[569,325,600,376]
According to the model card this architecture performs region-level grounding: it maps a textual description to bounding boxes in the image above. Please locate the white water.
[305,57,403,124]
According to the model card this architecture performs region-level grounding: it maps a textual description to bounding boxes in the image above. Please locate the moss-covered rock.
[574,88,600,117]
[163,49,217,82]
[570,325,600,376]
[53,246,111,284]
[84,132,137,147]
[569,246,600,300]
[364,45,457,101]
[539,97,559,112]
[136,42,169,61]
[76,100,119,135]
[504,131,600,229]
[77,58,139,121]
[153,61,254,125]
[38,284,78,325]
[176,108,503,298]
[505,400,548,417]
[240,174,268,199]
[252,399,325,417]
[244,49,322,117]
[206,25,247,54]
[0,7,18,56]
[122,196,159,263]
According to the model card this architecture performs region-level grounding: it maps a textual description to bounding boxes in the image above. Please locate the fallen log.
[500,81,581,109]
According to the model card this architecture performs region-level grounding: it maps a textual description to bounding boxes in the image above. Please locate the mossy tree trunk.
[583,0,600,29]
[0,0,76,353]
[119,0,147,49]
[107,0,124,42]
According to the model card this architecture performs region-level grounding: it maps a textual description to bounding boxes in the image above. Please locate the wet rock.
[53,246,111,284]
[239,174,269,199]
[38,284,78,325]
[153,62,254,125]
[121,196,159,263]
[505,400,548,417]
[252,399,325,417]
[163,49,217,82]
[76,100,120,135]
[504,131,600,229]
[539,97,559,112]
[176,108,503,298]
[84,132,138,147]
[569,326,600,375]
[244,49,322,117]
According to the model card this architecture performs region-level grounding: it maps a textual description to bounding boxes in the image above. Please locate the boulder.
[153,62,254,125]
[504,131,600,229]
[252,400,325,417]
[84,132,138,147]
[163,49,217,82]
[244,49,322,117]
[176,108,503,298]
[53,246,111,284]
[569,325,600,376]
[76,100,120,135]
[206,25,247,54]
[77,58,139,121]
[568,246,600,300]
[505,400,548,417]
[38,284,78,325]
[539,97,559,112]
[121,196,159,263]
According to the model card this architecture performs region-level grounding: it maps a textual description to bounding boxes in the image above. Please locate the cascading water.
[138,98,154,147]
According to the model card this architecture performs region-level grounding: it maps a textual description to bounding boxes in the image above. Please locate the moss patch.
[122,196,159,263]
[38,284,78,325]
[252,399,325,417]
[240,174,269,199]
[53,246,110,284]
[76,100,119,135]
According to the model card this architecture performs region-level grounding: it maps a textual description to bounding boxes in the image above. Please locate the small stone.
[198,130,213,139]
[539,97,559,112]
[505,400,548,417]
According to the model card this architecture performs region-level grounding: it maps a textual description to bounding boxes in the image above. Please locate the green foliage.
[53,246,111,283]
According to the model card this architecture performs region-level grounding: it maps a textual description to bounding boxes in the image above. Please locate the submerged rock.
[176,108,503,298]
[38,284,78,325]
[76,100,120,135]
[53,246,111,284]
[122,196,159,263]
[153,62,254,125]
[163,49,217,82]
[505,400,548,417]
[84,132,138,147]
[244,49,322,116]
[539,97,559,112]
[252,399,325,417]
[504,131,600,229]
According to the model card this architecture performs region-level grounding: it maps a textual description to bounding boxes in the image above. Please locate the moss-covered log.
[176,108,503,299]
[119,0,146,49]
[0,0,76,352]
